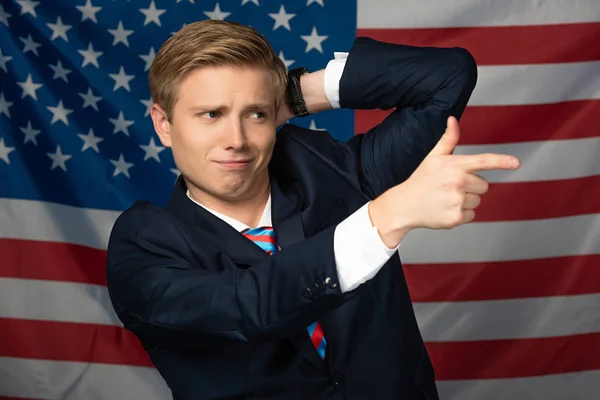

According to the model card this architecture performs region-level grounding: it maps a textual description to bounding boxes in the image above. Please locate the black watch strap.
[286,67,310,117]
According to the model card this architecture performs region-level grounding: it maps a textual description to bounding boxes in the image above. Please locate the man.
[106,20,519,399]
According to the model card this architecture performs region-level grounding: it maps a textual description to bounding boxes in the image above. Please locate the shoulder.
[107,200,183,248]
[273,123,363,166]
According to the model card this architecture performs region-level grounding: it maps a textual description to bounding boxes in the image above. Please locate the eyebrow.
[188,103,273,113]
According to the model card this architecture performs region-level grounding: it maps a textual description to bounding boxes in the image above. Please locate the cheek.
[170,123,216,167]
[172,121,210,150]
[252,124,276,153]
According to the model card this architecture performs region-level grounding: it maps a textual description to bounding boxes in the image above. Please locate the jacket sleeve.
[105,203,352,349]
[338,36,478,198]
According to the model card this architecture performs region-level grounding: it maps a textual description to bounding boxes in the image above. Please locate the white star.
[78,42,103,68]
[17,74,43,101]
[139,47,155,71]
[76,0,102,23]
[109,66,134,92]
[0,4,12,27]
[306,0,324,5]
[47,100,73,125]
[78,87,102,111]
[176,0,194,3]
[269,5,295,31]
[47,16,72,42]
[140,98,153,117]
[309,119,326,131]
[109,111,135,136]
[242,0,259,5]
[301,27,328,53]
[16,0,40,17]
[140,1,166,27]
[47,145,72,171]
[0,93,13,118]
[108,21,134,47]
[20,121,41,145]
[0,137,15,164]
[49,60,71,82]
[20,34,41,56]
[78,128,103,152]
[171,168,181,176]
[278,51,294,69]
[0,47,12,73]
[204,3,230,20]
[140,137,166,162]
[110,154,134,178]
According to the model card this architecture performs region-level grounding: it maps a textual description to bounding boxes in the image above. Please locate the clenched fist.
[369,116,520,248]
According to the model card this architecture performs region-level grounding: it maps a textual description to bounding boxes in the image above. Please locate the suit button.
[303,287,313,300]
[332,372,344,387]
[324,277,338,289]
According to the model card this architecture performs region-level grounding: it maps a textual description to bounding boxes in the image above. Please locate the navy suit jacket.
[106,37,477,400]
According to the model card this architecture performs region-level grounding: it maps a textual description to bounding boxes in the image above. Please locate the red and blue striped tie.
[243,226,327,360]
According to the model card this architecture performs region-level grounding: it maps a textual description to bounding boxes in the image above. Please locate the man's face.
[151,65,278,204]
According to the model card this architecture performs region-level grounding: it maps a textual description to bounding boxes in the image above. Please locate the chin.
[216,181,254,200]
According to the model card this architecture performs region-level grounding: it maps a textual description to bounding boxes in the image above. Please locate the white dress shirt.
[186,53,399,293]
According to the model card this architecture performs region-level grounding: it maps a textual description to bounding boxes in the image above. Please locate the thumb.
[428,116,460,157]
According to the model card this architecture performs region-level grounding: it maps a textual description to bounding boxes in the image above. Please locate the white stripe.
[471,61,600,106]
[437,370,600,400]
[0,198,118,249]
[0,356,170,400]
[415,293,600,342]
[357,0,600,28]
[399,213,600,263]
[454,137,600,183]
[0,278,121,326]
[2,201,600,265]
[4,277,600,342]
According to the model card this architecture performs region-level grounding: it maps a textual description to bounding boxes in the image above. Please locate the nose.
[225,118,247,150]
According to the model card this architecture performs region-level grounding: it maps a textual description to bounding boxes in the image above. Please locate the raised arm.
[340,37,478,197]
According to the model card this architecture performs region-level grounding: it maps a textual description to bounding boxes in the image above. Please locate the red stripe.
[0,239,107,285]
[357,22,600,65]
[475,175,600,222]
[404,255,600,302]
[0,318,153,367]
[242,234,276,243]
[427,332,600,380]
[3,317,598,381]
[310,322,325,350]
[355,99,600,144]
[0,398,41,400]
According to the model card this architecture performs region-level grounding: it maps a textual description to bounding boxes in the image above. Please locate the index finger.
[450,153,520,172]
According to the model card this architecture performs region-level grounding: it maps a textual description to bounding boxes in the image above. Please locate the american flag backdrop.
[1,0,599,398]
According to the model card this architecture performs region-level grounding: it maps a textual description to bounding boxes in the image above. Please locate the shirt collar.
[186,189,272,232]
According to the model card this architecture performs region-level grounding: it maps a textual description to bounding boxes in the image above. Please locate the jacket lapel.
[167,175,268,265]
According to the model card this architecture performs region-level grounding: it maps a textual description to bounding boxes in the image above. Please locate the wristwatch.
[286,67,310,117]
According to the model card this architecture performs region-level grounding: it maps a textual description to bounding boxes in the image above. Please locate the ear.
[150,103,172,148]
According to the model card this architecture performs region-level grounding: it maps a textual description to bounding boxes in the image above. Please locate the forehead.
[177,65,276,107]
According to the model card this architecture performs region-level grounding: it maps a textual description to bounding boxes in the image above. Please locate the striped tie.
[243,226,327,360]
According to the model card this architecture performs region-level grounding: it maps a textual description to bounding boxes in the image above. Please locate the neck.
[187,177,270,229]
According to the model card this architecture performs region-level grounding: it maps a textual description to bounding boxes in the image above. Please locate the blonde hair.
[148,19,288,122]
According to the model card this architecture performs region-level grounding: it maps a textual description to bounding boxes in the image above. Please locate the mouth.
[215,160,253,169]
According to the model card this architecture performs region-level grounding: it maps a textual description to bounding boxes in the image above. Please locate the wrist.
[300,70,332,114]
[368,193,414,249]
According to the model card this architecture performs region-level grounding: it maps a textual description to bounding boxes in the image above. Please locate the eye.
[203,111,220,119]
[251,111,266,119]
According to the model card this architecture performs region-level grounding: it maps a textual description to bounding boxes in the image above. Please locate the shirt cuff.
[323,52,349,109]
[333,201,400,293]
